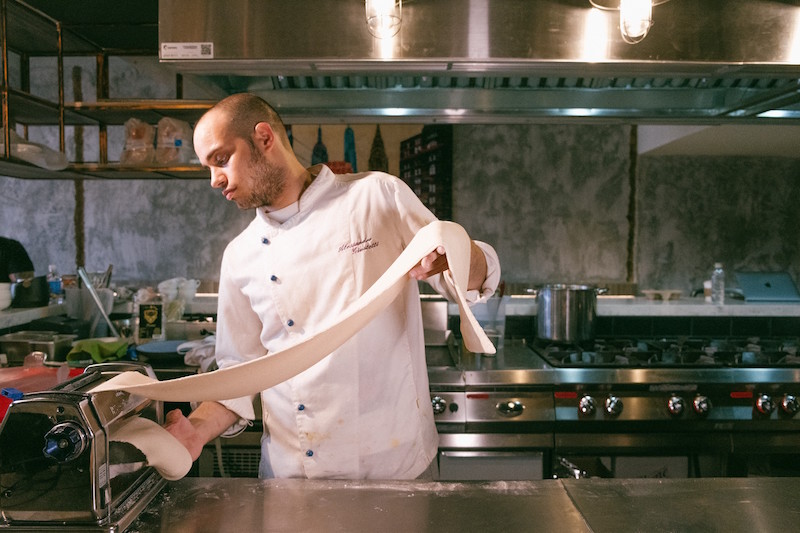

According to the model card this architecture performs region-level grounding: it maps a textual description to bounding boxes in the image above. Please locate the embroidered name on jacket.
[339,237,379,254]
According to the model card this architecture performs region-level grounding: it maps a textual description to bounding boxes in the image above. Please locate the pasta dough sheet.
[90,221,494,402]
[110,416,193,481]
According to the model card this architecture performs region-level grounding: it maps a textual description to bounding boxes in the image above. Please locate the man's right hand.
[163,402,241,461]
[163,409,206,461]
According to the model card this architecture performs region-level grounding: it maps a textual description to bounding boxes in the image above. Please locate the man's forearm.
[189,401,241,441]
[468,240,488,291]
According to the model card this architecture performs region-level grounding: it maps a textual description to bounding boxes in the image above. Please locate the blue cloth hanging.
[344,126,357,172]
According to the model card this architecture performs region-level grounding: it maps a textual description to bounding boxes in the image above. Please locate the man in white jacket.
[165,93,500,479]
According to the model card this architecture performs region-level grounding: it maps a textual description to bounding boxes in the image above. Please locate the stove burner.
[535,336,800,368]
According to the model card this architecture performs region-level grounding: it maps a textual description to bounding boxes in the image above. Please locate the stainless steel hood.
[158,0,800,124]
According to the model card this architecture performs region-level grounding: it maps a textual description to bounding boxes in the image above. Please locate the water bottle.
[711,262,725,305]
[46,264,62,305]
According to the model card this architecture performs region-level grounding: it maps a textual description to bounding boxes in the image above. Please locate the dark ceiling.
[23,0,159,53]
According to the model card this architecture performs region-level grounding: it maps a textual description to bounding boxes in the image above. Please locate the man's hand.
[163,409,206,461]
[408,241,488,292]
[163,402,240,461]
[408,246,448,280]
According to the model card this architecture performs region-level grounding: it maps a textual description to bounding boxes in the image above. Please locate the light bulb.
[619,0,652,43]
[366,0,402,39]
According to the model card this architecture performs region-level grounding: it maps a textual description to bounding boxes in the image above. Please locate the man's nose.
[210,168,226,189]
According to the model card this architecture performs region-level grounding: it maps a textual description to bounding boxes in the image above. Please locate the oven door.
[437,433,552,481]
[438,450,545,481]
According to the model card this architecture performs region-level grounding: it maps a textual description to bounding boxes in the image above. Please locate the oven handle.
[440,450,542,459]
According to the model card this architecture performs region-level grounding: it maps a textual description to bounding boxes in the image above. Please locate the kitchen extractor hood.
[157,0,800,124]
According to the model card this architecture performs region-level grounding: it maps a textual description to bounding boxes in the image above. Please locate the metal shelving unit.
[1,0,209,180]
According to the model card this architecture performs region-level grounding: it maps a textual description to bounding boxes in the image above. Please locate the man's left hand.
[408,241,488,292]
[409,246,448,280]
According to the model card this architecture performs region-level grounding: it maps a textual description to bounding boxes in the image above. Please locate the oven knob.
[693,395,711,417]
[431,396,448,415]
[497,400,524,417]
[43,421,87,463]
[755,394,775,416]
[578,395,596,416]
[781,394,799,417]
[668,395,685,416]
[604,395,623,417]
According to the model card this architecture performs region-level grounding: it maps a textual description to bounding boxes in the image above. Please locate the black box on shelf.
[399,125,453,220]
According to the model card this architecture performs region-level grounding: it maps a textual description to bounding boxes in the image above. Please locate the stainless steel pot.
[534,284,607,343]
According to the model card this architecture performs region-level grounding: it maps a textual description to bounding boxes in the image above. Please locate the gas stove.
[535,336,800,369]
[528,336,800,421]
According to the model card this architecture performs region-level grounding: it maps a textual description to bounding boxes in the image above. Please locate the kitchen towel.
[67,338,129,363]
[344,125,357,172]
[91,220,493,401]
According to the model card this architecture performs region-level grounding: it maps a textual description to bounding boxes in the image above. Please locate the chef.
[164,93,500,479]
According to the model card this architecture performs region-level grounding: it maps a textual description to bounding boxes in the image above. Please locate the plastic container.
[711,262,725,305]
[155,117,194,165]
[120,118,155,166]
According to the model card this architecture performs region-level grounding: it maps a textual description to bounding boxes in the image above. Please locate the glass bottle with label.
[135,295,165,344]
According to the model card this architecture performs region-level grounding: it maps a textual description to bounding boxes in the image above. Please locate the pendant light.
[589,0,671,44]
[365,0,402,39]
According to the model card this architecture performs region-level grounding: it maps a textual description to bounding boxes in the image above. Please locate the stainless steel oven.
[427,340,555,481]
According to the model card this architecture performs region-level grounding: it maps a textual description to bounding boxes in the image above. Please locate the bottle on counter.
[46,264,62,305]
[134,293,166,344]
[711,262,725,305]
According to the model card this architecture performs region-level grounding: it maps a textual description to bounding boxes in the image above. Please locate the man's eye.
[214,155,229,166]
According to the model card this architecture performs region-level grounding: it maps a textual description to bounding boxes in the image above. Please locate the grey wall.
[3,125,799,294]
[0,178,76,276]
[453,124,632,287]
[637,156,800,293]
[81,180,252,285]
[453,125,800,293]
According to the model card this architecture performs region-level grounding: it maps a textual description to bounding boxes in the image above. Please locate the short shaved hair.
[202,93,292,150]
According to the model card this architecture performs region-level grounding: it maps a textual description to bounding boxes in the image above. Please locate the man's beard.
[235,146,286,210]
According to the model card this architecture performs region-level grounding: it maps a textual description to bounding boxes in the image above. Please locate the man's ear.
[253,121,276,151]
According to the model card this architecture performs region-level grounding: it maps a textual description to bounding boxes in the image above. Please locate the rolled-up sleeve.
[466,240,501,303]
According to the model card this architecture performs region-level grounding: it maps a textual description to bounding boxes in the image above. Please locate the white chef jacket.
[213,165,500,479]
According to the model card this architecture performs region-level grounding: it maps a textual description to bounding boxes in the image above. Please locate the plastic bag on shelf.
[120,118,155,166]
[0,130,68,171]
[155,117,194,165]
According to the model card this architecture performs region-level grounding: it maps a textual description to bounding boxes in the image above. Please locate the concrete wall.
[3,125,799,294]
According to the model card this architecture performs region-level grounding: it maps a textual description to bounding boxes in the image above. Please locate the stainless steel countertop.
[128,478,588,533]
[128,477,800,533]
[426,339,556,388]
